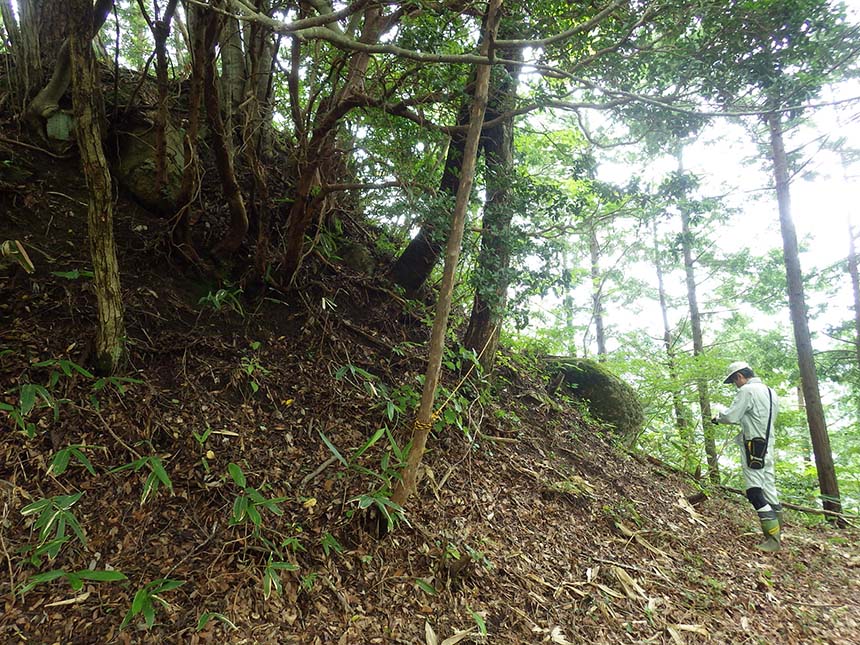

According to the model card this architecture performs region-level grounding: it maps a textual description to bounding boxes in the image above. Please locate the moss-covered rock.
[113,121,184,213]
[550,358,644,436]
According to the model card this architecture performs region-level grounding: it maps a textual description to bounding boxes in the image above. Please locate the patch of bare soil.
[1,136,858,645]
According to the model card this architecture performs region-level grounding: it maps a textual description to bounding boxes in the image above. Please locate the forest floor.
[1,128,860,645]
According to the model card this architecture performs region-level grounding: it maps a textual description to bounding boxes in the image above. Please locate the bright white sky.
[580,66,860,354]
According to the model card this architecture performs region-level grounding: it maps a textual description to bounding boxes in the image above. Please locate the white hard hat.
[723,361,750,384]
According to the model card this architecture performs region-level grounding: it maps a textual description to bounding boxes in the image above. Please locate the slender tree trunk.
[69,0,125,375]
[462,33,522,373]
[767,112,842,518]
[280,6,385,285]
[172,1,206,260]
[0,0,41,109]
[392,0,501,511]
[389,99,471,294]
[562,249,578,357]
[202,9,249,257]
[677,155,719,482]
[798,385,812,464]
[589,226,607,361]
[848,223,860,372]
[653,219,694,472]
[153,0,180,199]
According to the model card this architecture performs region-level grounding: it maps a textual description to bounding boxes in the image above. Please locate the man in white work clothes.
[713,361,783,552]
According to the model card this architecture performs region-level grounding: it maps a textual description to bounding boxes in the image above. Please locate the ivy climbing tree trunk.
[767,111,842,518]
[69,0,125,375]
[392,0,501,511]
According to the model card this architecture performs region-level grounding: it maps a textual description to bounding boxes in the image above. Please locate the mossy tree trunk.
[69,0,125,375]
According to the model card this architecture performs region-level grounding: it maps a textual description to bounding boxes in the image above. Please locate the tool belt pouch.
[745,438,767,469]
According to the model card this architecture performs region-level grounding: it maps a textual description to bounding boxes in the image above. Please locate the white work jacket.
[718,377,777,446]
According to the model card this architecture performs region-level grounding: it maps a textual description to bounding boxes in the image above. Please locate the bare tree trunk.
[69,0,125,375]
[172,1,206,260]
[0,0,41,109]
[589,226,607,361]
[202,9,249,257]
[677,152,719,482]
[25,0,113,129]
[33,0,71,64]
[562,249,578,357]
[767,112,842,518]
[389,99,471,294]
[242,3,277,283]
[798,385,812,464]
[392,0,502,511]
[219,10,246,135]
[1,0,69,106]
[848,223,860,372]
[463,31,522,372]
[153,0,180,199]
[653,219,694,472]
[280,5,386,285]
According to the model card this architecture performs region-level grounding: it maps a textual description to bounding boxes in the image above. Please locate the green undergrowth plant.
[120,578,185,630]
[110,455,174,505]
[227,462,288,529]
[198,286,245,317]
[1,357,141,437]
[20,491,86,565]
[18,567,127,596]
[0,382,57,437]
[319,428,409,532]
[196,611,238,632]
[263,557,299,599]
[226,463,298,598]
[241,341,269,395]
[48,444,97,476]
